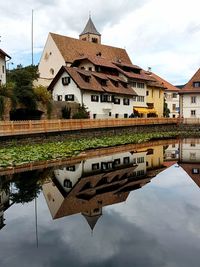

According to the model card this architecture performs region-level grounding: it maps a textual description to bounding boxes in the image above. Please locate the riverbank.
[0,131,199,168]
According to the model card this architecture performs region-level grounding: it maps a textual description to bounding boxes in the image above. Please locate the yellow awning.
[134,107,157,114]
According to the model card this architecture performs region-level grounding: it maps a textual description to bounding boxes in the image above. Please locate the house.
[179,68,200,118]
[42,146,161,225]
[178,139,200,188]
[38,16,131,87]
[48,61,137,119]
[0,49,11,85]
[147,72,179,118]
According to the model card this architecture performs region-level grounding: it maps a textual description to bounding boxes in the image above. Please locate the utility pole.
[31,9,34,66]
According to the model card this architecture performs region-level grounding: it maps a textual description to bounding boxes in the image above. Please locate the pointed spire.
[80,16,101,36]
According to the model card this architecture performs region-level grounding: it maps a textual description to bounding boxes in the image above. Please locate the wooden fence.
[0,118,179,137]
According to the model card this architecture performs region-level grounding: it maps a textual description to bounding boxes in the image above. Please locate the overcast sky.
[0,0,200,84]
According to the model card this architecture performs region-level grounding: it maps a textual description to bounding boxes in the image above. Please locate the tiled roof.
[181,68,200,93]
[145,71,178,91]
[80,17,101,36]
[113,62,142,70]
[50,33,132,64]
[48,66,137,96]
[0,49,11,59]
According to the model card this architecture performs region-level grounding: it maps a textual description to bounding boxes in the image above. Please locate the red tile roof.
[180,68,200,94]
[50,33,132,65]
[145,72,179,91]
[48,66,137,96]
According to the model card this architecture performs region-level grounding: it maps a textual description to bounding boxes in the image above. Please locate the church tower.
[79,16,101,44]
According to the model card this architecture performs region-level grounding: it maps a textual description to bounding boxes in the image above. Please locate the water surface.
[0,138,200,267]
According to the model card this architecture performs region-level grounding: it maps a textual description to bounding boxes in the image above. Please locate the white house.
[0,49,11,85]
[48,60,137,119]
[179,68,200,118]
[37,17,132,87]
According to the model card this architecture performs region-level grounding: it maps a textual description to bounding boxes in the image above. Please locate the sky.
[0,0,200,85]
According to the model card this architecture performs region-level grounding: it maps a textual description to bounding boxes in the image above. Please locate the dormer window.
[101,80,107,86]
[62,76,70,85]
[193,82,200,88]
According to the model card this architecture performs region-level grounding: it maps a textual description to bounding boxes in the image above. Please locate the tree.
[72,104,89,119]
[163,99,170,117]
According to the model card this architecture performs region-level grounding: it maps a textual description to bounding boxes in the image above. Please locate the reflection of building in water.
[43,146,165,229]
[179,139,200,188]
[164,143,179,161]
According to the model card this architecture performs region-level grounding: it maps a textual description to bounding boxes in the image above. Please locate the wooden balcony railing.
[0,118,179,137]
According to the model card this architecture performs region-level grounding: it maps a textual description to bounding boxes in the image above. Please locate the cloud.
[0,0,199,83]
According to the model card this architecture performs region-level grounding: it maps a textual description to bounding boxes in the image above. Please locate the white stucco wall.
[52,70,134,118]
[38,34,66,86]
[165,91,179,118]
[0,57,6,85]
[180,143,200,162]
[181,94,200,118]
[131,83,147,108]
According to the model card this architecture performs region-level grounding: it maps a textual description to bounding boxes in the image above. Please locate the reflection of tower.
[82,207,102,231]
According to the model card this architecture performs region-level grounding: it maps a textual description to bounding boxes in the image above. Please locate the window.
[192,168,199,174]
[84,76,90,83]
[137,82,145,88]
[191,110,196,117]
[65,94,74,101]
[113,98,120,104]
[100,94,112,102]
[88,67,92,71]
[131,82,137,88]
[193,82,200,88]
[124,113,128,118]
[172,104,176,111]
[113,81,119,87]
[62,77,71,85]
[57,95,62,101]
[92,37,98,43]
[137,170,145,176]
[101,80,107,86]
[123,98,130,105]
[123,157,130,164]
[92,163,99,170]
[66,165,75,171]
[2,65,5,74]
[91,95,99,102]
[133,95,137,101]
[114,159,121,166]
[101,162,113,170]
[190,153,196,160]
[50,68,54,75]
[93,114,96,119]
[115,114,119,118]
[63,179,72,188]
[146,91,149,96]
[109,112,112,117]
[191,96,196,104]
[172,93,177,98]
[137,157,144,163]
[137,96,144,102]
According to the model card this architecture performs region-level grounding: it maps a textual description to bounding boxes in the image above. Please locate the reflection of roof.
[50,33,131,64]
[179,163,200,187]
[80,17,101,36]
[82,213,102,230]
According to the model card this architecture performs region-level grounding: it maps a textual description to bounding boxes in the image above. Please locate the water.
[0,138,200,267]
